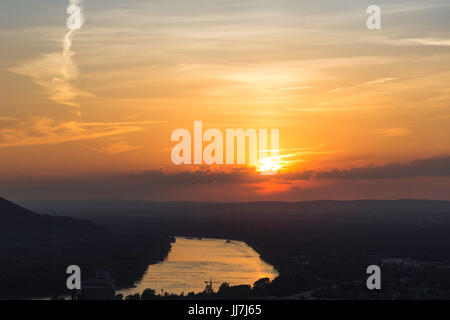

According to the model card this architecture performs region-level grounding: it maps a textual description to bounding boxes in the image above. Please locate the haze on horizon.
[0,0,449,201]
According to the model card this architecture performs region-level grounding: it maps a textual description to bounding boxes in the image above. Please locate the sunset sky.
[0,0,449,201]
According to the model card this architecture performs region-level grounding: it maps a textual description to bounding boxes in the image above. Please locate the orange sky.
[0,0,449,201]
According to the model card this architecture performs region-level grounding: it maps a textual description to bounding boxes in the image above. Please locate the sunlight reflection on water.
[118,237,278,296]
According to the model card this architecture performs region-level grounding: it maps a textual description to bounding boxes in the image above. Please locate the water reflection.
[119,237,278,296]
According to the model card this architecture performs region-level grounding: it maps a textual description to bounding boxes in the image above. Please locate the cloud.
[9,52,87,113]
[328,77,397,93]
[379,128,410,137]
[370,36,450,47]
[315,156,450,180]
[0,117,161,148]
[277,86,311,91]
[288,107,369,112]
[9,0,85,114]
[2,156,450,201]
[80,139,143,155]
[130,155,450,185]
[128,167,268,186]
[105,155,450,187]
[363,77,397,85]
[400,38,450,47]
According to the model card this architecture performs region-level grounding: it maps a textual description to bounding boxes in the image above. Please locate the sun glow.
[256,156,282,175]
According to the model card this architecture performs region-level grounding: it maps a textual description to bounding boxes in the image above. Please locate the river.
[118,237,278,296]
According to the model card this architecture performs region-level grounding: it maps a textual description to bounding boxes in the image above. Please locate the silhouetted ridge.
[0,196,106,243]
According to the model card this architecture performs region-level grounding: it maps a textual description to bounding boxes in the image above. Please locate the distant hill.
[0,197,171,299]
[19,198,450,219]
[0,197,107,243]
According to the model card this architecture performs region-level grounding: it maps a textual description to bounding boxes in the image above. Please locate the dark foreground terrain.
[0,197,170,299]
[21,199,450,299]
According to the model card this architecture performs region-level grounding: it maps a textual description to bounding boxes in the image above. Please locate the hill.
[0,197,106,243]
[0,197,171,299]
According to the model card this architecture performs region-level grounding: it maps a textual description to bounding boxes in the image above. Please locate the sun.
[256,157,282,175]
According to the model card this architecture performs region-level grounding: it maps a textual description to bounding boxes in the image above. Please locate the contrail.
[10,0,86,115]
[63,30,75,57]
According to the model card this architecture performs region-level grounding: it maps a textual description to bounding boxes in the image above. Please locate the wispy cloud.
[287,107,371,112]
[328,77,397,93]
[379,128,410,137]
[9,53,87,113]
[80,139,143,154]
[364,77,397,85]
[8,0,86,115]
[0,117,161,148]
[403,38,450,46]
[370,36,450,47]
[314,156,450,180]
[277,86,311,91]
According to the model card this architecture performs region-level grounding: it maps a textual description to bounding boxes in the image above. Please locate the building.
[380,257,437,268]
[78,270,116,300]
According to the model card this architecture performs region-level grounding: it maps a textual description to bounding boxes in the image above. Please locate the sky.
[0,0,449,201]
